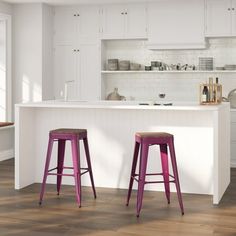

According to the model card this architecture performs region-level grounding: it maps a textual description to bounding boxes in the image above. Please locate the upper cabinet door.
[102,5,125,39]
[205,0,231,37]
[125,4,147,39]
[53,45,77,100]
[232,0,236,36]
[147,0,205,49]
[76,6,100,44]
[53,7,77,45]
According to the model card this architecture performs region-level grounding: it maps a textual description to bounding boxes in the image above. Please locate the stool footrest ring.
[132,172,175,184]
[48,166,89,177]
[48,173,74,177]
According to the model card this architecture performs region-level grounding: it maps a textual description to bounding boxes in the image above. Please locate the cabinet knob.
[121,12,124,15]
[73,49,76,52]
[74,14,76,16]
[228,8,231,10]
[125,12,127,15]
[232,8,235,10]
[77,14,80,16]
[77,49,80,52]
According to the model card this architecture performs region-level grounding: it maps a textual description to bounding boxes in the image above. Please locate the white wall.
[0,2,12,15]
[0,2,14,161]
[13,3,43,105]
[0,19,7,121]
[0,127,14,161]
[42,4,54,100]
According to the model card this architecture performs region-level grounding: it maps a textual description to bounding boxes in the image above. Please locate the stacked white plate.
[119,60,130,71]
[108,59,118,71]
[199,57,213,71]
[225,64,236,70]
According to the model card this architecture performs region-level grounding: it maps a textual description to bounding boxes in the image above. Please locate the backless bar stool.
[126,132,184,217]
[39,128,96,206]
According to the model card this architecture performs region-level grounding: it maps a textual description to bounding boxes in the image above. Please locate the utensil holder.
[199,83,222,105]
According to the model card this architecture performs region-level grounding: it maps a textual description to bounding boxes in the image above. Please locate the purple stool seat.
[126,132,184,217]
[39,128,96,206]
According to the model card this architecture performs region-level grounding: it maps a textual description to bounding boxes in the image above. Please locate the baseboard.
[0,149,14,161]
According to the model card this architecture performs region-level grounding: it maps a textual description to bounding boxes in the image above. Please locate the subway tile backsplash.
[103,38,236,102]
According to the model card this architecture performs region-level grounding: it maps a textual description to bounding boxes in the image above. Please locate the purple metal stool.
[126,132,184,217]
[39,128,96,206]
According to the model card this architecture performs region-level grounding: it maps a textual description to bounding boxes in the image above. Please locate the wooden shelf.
[101,70,236,74]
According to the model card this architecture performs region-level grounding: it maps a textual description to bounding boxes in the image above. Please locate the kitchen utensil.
[130,63,141,71]
[151,61,157,67]
[228,89,236,108]
[216,67,224,70]
[106,88,126,101]
[145,66,151,71]
[151,66,159,71]
[225,64,236,70]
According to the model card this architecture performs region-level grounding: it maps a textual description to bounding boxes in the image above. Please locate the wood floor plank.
[1,159,236,235]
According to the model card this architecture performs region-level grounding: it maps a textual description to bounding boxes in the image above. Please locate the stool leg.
[57,140,66,195]
[71,138,81,207]
[160,144,170,204]
[83,137,97,199]
[169,141,184,215]
[136,143,149,217]
[126,141,140,206]
[39,137,54,205]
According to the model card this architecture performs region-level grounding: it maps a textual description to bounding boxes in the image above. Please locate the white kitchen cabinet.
[79,44,100,100]
[205,0,236,37]
[125,4,147,39]
[147,0,206,49]
[76,6,101,44]
[53,44,100,101]
[53,6,101,100]
[54,6,100,44]
[231,110,236,167]
[231,0,236,35]
[101,5,125,39]
[53,45,77,100]
[54,7,77,45]
[101,4,147,39]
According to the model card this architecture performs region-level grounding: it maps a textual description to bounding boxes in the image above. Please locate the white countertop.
[15,100,230,111]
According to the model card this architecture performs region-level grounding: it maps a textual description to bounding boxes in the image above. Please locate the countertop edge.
[15,101,230,111]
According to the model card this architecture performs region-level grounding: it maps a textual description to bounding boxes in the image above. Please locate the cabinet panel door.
[148,0,205,48]
[53,45,77,100]
[78,44,100,100]
[101,5,125,39]
[231,142,236,165]
[206,0,231,37]
[77,6,100,43]
[54,7,77,45]
[231,122,236,141]
[125,4,147,39]
[232,0,236,35]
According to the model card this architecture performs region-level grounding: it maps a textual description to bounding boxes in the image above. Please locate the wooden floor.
[1,159,236,236]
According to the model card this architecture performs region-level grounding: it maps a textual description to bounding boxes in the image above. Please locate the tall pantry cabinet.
[53,6,101,100]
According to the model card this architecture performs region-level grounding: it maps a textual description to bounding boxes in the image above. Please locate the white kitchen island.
[15,101,230,204]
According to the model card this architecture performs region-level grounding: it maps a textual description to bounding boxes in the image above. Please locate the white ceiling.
[1,0,148,5]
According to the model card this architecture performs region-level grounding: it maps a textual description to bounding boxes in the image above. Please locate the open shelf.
[101,70,236,74]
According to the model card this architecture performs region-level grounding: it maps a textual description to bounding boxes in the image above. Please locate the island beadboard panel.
[15,102,230,204]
